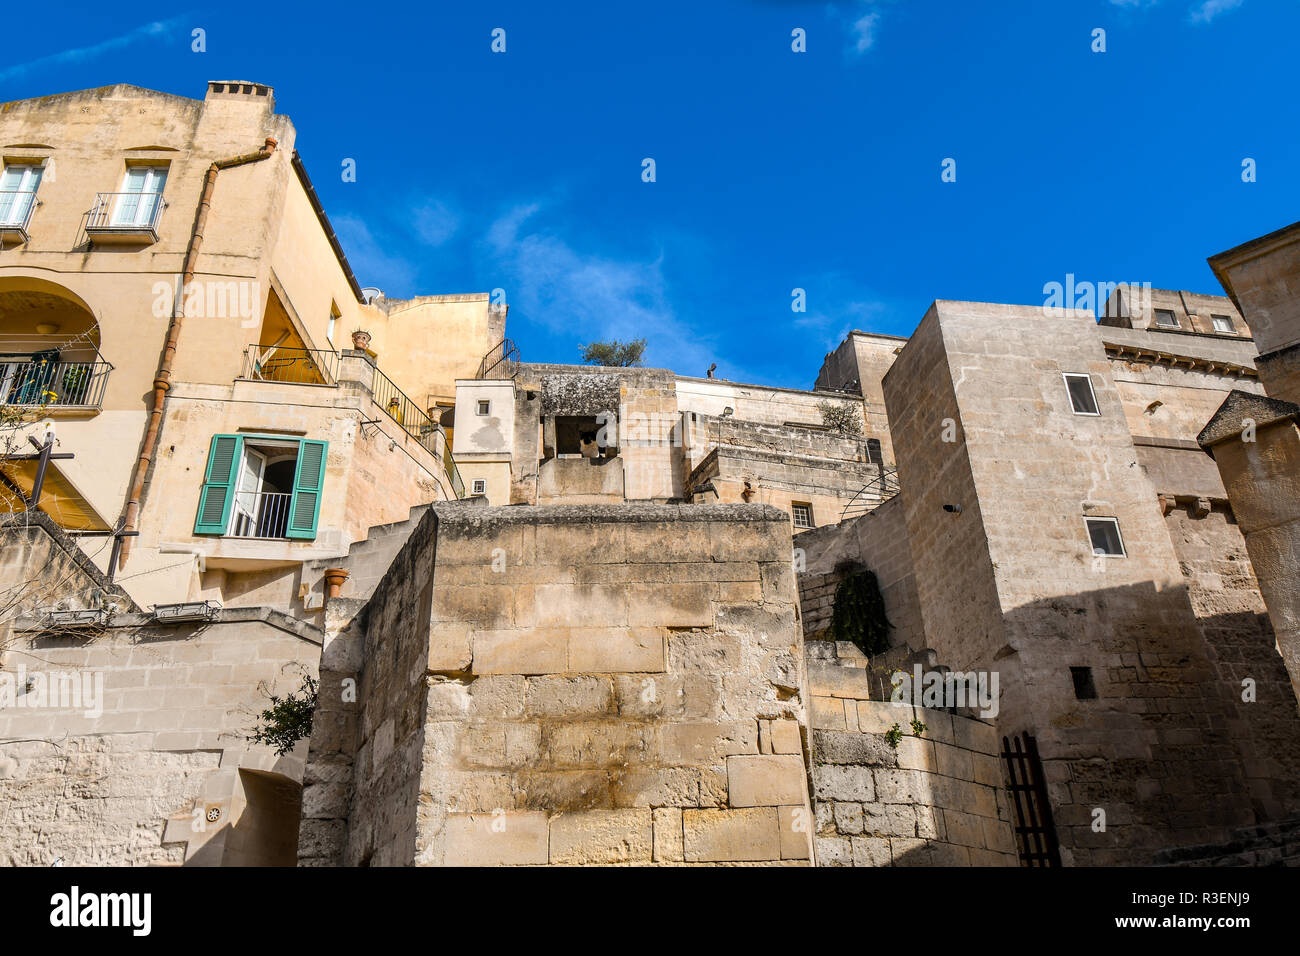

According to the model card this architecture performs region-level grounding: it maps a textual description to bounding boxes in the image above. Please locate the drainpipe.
[116,137,278,568]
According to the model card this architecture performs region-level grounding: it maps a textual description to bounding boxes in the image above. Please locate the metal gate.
[1001,732,1062,867]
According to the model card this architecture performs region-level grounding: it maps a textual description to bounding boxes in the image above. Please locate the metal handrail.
[371,364,466,498]
[840,466,901,520]
[0,190,40,232]
[87,191,167,232]
[476,337,520,379]
[241,345,338,385]
[0,357,113,409]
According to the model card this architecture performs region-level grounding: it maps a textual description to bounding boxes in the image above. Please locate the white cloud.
[1190,0,1245,23]
[0,19,185,83]
[484,203,738,378]
[851,11,881,55]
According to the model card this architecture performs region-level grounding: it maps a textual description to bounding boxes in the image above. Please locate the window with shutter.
[287,439,328,539]
[193,435,243,534]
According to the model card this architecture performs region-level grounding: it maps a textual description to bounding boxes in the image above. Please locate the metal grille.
[1001,732,1062,867]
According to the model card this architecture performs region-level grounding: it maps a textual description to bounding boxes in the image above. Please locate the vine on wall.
[829,565,892,657]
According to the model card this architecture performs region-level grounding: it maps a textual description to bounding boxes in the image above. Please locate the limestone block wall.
[0,608,320,866]
[675,376,866,432]
[883,302,1269,864]
[303,503,816,866]
[689,446,882,521]
[690,414,870,465]
[1257,344,1300,406]
[809,693,1017,867]
[1205,415,1300,703]
[620,376,686,501]
[794,495,924,651]
[0,514,136,639]
[537,456,625,504]
[1163,502,1300,815]
[1111,359,1264,445]
[880,307,1005,680]
[811,332,905,464]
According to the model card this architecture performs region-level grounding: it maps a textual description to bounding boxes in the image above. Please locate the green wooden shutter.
[286,439,328,539]
[194,434,243,535]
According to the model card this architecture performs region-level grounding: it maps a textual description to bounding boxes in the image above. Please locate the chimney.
[205,80,275,110]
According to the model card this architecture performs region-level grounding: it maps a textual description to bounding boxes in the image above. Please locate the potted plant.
[61,365,89,404]
[351,329,372,351]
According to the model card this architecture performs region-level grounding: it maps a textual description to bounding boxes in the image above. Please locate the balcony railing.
[228,491,292,539]
[476,337,520,379]
[241,345,338,385]
[371,365,466,498]
[0,190,40,243]
[86,191,167,242]
[0,357,112,409]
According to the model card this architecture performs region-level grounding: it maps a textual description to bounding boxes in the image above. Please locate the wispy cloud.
[0,19,186,83]
[333,214,419,294]
[1189,0,1245,23]
[1107,0,1246,19]
[484,202,742,378]
[411,199,459,247]
[851,12,881,54]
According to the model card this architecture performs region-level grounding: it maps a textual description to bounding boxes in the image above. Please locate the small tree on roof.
[580,338,647,367]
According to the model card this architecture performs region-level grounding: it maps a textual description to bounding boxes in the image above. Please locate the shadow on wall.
[994,576,1300,865]
[186,769,302,867]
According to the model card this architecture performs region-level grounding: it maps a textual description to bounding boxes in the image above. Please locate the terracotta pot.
[323,568,350,599]
[351,330,371,351]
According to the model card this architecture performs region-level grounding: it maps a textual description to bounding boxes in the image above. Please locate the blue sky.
[4,1,1297,387]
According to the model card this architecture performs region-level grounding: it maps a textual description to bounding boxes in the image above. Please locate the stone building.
[3,79,1299,868]
[0,81,486,616]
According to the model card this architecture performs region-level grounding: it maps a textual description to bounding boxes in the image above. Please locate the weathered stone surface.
[726,755,809,807]
[442,812,549,866]
[683,808,781,862]
[549,809,653,864]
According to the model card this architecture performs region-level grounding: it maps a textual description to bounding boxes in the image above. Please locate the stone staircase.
[1154,814,1300,867]
[304,498,485,606]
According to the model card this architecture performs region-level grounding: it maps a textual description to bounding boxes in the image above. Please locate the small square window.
[471,479,486,495]
[476,400,490,416]
[1063,373,1100,416]
[1085,517,1125,557]
[1070,666,1097,700]
[791,503,813,529]
[1211,314,1236,334]
[1154,309,1179,329]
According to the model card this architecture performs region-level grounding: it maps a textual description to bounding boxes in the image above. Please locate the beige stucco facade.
[0,82,479,613]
